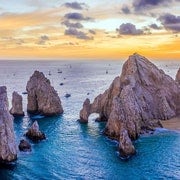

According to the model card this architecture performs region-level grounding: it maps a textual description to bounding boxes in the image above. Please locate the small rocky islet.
[10,91,24,116]
[26,70,63,116]
[0,53,179,165]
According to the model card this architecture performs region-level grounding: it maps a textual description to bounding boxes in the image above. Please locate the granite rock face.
[79,53,180,157]
[10,91,24,116]
[176,68,180,84]
[26,71,63,116]
[0,86,17,163]
[26,121,46,141]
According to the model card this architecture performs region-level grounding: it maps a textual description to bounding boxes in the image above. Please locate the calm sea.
[0,59,179,179]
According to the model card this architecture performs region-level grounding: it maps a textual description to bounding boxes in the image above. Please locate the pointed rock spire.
[0,86,17,163]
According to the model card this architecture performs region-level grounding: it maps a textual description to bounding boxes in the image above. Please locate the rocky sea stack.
[26,121,46,141]
[26,71,63,116]
[10,91,24,116]
[79,53,180,158]
[0,86,17,163]
[19,139,31,152]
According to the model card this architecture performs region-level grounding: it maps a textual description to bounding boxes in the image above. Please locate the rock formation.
[176,68,180,84]
[0,86,17,163]
[26,71,63,116]
[19,139,31,152]
[79,53,180,158]
[119,127,136,158]
[10,91,24,116]
[26,121,46,141]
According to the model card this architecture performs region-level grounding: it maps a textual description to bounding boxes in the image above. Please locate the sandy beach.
[161,117,180,131]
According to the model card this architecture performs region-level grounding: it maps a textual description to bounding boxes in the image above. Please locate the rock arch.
[79,53,180,158]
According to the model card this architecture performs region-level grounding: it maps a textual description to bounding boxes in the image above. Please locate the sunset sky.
[0,0,179,60]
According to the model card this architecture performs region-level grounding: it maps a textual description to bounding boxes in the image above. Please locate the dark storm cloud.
[116,23,144,35]
[64,12,93,21]
[65,28,93,40]
[133,0,170,11]
[158,13,180,32]
[62,20,83,29]
[149,23,162,30]
[64,2,87,10]
[121,5,131,14]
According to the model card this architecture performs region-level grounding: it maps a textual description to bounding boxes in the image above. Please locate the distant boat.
[65,93,71,98]
[58,69,62,73]
[48,71,51,75]
[22,92,28,95]
[60,83,64,86]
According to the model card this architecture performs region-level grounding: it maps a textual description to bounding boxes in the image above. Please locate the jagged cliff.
[79,53,180,158]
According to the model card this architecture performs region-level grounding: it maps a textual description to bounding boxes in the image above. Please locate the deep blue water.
[0,60,179,179]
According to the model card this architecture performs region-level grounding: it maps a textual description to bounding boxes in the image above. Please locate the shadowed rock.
[0,86,17,163]
[119,127,136,158]
[79,98,91,123]
[26,121,46,141]
[176,68,180,84]
[79,53,180,157]
[19,139,31,152]
[10,91,24,116]
[26,71,63,116]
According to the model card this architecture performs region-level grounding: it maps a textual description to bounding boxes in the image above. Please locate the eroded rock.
[176,68,180,84]
[79,53,180,157]
[119,127,136,158]
[26,121,46,141]
[26,71,63,116]
[79,98,91,123]
[10,91,24,116]
[19,139,31,152]
[0,86,17,163]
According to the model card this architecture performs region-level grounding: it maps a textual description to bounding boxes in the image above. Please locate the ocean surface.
[0,59,179,180]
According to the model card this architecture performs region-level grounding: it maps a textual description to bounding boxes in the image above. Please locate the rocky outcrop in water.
[19,139,31,152]
[119,127,136,158]
[10,91,24,116]
[0,86,17,163]
[26,71,63,116]
[26,121,46,141]
[176,68,180,84]
[79,53,180,158]
[79,98,91,123]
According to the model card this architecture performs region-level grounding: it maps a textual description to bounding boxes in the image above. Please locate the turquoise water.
[0,60,179,179]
